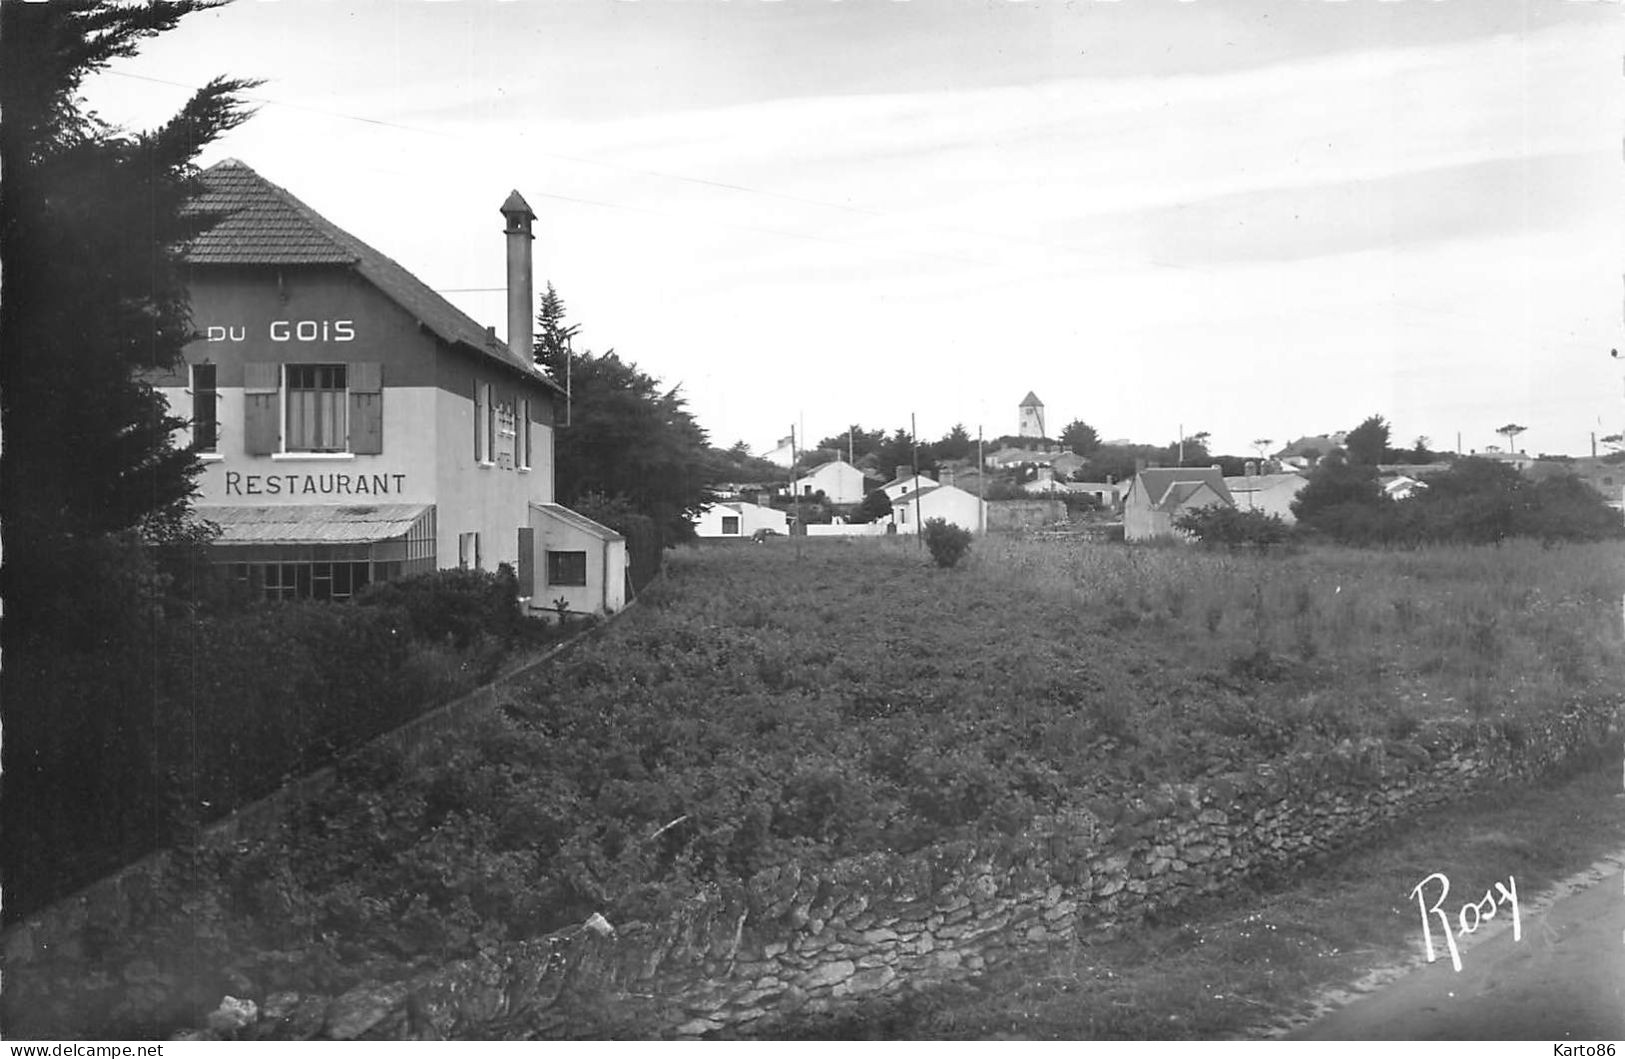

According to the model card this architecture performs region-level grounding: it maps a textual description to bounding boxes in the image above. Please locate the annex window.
[546,550,587,587]
[191,363,218,452]
[721,516,740,535]
[286,364,348,452]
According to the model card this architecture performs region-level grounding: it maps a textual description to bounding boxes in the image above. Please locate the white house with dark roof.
[151,159,625,614]
[1122,467,1235,541]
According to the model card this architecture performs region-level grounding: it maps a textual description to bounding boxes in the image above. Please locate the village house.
[892,482,988,535]
[1223,465,1308,523]
[692,500,790,539]
[153,160,626,615]
[880,466,938,503]
[1274,433,1347,470]
[791,458,872,505]
[1122,466,1235,541]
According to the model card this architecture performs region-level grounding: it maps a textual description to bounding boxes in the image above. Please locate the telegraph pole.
[791,423,802,560]
[977,425,985,535]
[911,412,923,549]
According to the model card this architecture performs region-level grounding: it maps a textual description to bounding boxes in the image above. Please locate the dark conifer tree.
[1,0,257,628]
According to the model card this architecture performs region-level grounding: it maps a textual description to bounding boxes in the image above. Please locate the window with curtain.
[286,364,348,452]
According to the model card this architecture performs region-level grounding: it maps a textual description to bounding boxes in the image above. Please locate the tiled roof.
[1158,481,1208,511]
[1133,467,1234,507]
[1019,391,1043,407]
[893,485,942,504]
[197,503,432,544]
[185,160,559,390]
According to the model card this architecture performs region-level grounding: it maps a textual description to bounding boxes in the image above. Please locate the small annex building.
[152,160,626,616]
[1122,467,1235,541]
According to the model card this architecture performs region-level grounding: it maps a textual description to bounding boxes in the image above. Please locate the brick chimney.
[500,190,535,365]
[895,465,911,482]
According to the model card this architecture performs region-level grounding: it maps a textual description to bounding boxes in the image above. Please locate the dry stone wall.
[190,700,1619,1041]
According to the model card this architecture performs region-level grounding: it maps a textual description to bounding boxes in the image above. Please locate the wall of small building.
[530,511,625,617]
[1122,490,1166,541]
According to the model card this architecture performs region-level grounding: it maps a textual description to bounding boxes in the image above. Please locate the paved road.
[1289,865,1625,1040]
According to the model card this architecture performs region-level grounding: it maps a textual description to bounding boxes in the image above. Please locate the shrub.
[922,518,973,568]
[1174,504,1289,547]
[356,565,521,649]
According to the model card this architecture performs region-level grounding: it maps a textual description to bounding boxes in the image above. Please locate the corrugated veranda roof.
[197,503,433,544]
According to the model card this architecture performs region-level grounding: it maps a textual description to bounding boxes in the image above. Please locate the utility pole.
[911,412,923,549]
[977,425,985,535]
[791,423,802,560]
[1178,422,1184,466]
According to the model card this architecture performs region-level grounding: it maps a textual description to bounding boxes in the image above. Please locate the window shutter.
[349,362,383,454]
[243,362,280,455]
[517,527,535,596]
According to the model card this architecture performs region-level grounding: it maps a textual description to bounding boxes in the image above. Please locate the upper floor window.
[242,361,380,456]
[191,363,218,452]
[286,364,347,452]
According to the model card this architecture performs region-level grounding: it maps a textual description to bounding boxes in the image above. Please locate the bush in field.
[923,518,973,567]
[1174,504,1288,547]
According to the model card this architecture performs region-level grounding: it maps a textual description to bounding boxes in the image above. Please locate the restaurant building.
[152,160,626,615]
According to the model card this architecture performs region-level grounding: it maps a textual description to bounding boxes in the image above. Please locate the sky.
[81,0,1625,461]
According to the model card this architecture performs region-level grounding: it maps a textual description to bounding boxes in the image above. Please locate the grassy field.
[9,534,1623,1039]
